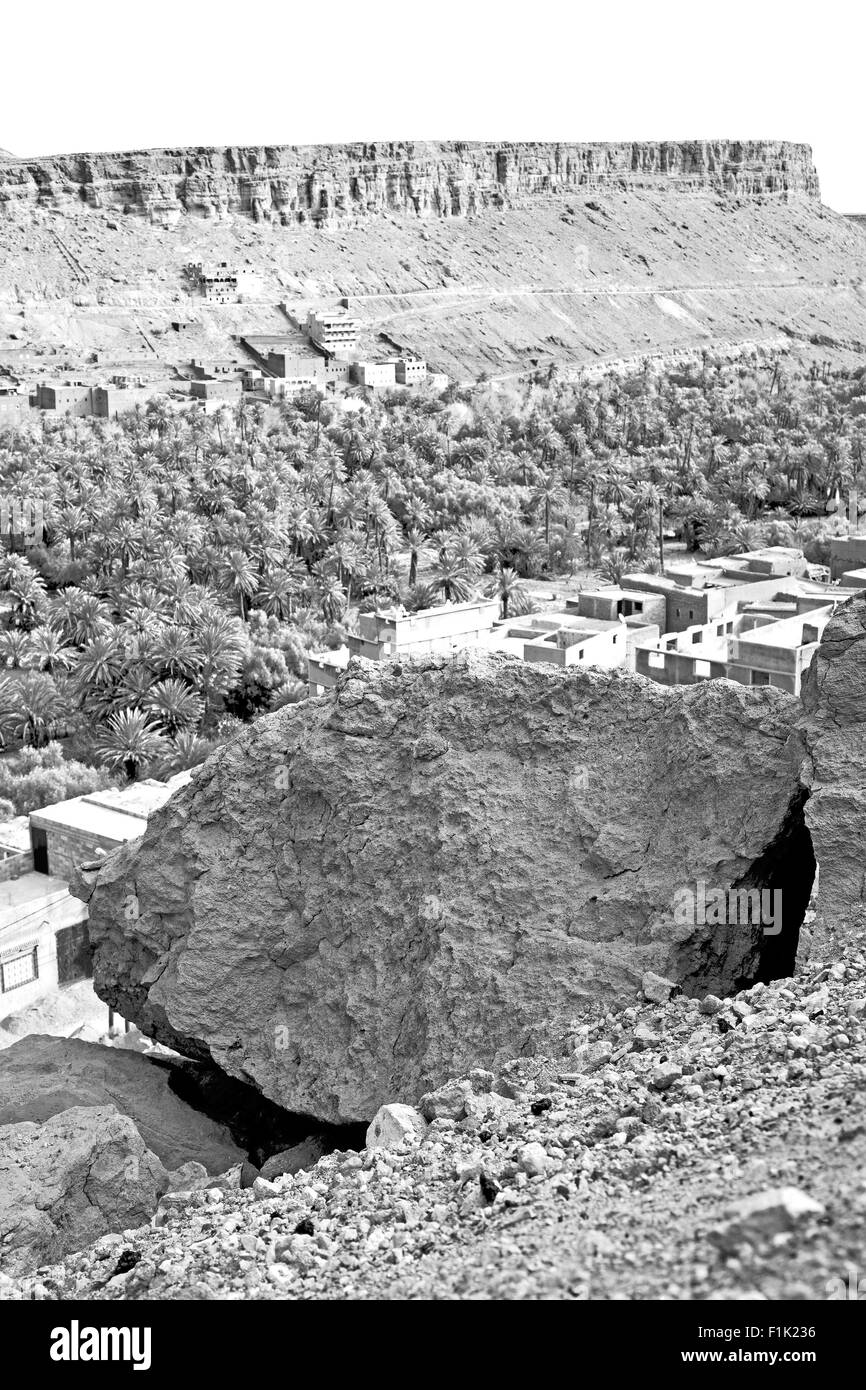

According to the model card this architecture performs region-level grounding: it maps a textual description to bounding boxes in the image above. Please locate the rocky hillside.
[0,139,864,379]
[0,141,821,221]
[5,932,865,1300]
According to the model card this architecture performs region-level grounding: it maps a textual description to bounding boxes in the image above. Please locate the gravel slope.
[5,935,865,1303]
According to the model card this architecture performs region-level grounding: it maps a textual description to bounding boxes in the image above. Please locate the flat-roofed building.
[635,601,836,694]
[830,535,866,581]
[306,309,360,355]
[28,774,192,882]
[308,647,351,697]
[395,357,427,386]
[190,377,243,402]
[0,392,25,426]
[36,382,93,416]
[92,384,175,417]
[569,585,667,629]
[349,599,501,663]
[267,351,326,381]
[351,361,397,390]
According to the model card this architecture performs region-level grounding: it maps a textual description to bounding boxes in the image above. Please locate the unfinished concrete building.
[634,590,848,694]
[307,593,661,695]
[306,309,360,356]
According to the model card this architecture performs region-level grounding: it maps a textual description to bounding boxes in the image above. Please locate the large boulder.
[0,1035,243,1173]
[0,1105,167,1276]
[77,651,807,1123]
[800,591,866,952]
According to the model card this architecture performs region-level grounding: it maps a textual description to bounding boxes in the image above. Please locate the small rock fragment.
[366,1103,427,1150]
[642,971,680,1004]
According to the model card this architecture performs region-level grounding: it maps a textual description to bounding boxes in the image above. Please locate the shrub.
[0,740,109,815]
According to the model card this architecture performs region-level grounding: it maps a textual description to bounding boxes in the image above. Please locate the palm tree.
[221,549,259,620]
[405,528,432,588]
[25,625,75,675]
[6,569,47,629]
[95,709,168,782]
[197,612,246,720]
[156,729,213,777]
[490,565,525,620]
[318,574,347,625]
[532,471,568,567]
[0,630,31,668]
[145,679,204,738]
[0,672,66,748]
[430,553,474,604]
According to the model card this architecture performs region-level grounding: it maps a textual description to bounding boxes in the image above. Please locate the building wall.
[268,352,326,381]
[263,375,321,398]
[0,849,34,882]
[830,537,866,581]
[573,589,667,628]
[307,311,359,354]
[523,626,624,669]
[0,890,89,1014]
[352,362,397,389]
[92,386,164,417]
[190,378,243,401]
[36,384,93,416]
[636,647,728,686]
[625,573,790,632]
[29,821,126,882]
[0,399,25,426]
[395,359,427,385]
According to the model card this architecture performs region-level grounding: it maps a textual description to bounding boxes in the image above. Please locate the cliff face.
[0,140,820,222]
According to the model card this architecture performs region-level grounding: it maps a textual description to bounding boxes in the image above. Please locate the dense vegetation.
[0,351,863,798]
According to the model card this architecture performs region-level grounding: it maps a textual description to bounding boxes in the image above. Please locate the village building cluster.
[308,543,861,699]
[0,300,440,423]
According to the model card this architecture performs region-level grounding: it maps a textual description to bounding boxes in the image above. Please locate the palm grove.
[0,353,862,811]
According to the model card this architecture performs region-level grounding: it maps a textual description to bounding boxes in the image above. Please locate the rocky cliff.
[76,653,809,1125]
[0,140,820,222]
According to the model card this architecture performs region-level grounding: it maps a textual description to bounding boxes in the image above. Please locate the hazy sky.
[2,0,864,212]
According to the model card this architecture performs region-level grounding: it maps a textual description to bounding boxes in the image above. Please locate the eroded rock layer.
[0,141,820,222]
[78,653,807,1123]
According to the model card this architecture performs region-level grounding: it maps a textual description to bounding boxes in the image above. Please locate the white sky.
[1,0,864,212]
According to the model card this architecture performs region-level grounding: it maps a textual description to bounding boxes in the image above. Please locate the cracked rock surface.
[78,650,806,1123]
[0,1105,168,1278]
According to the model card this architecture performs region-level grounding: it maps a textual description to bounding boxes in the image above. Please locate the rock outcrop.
[800,591,866,951]
[77,652,809,1124]
[0,1036,244,1173]
[0,141,820,223]
[0,1105,167,1276]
